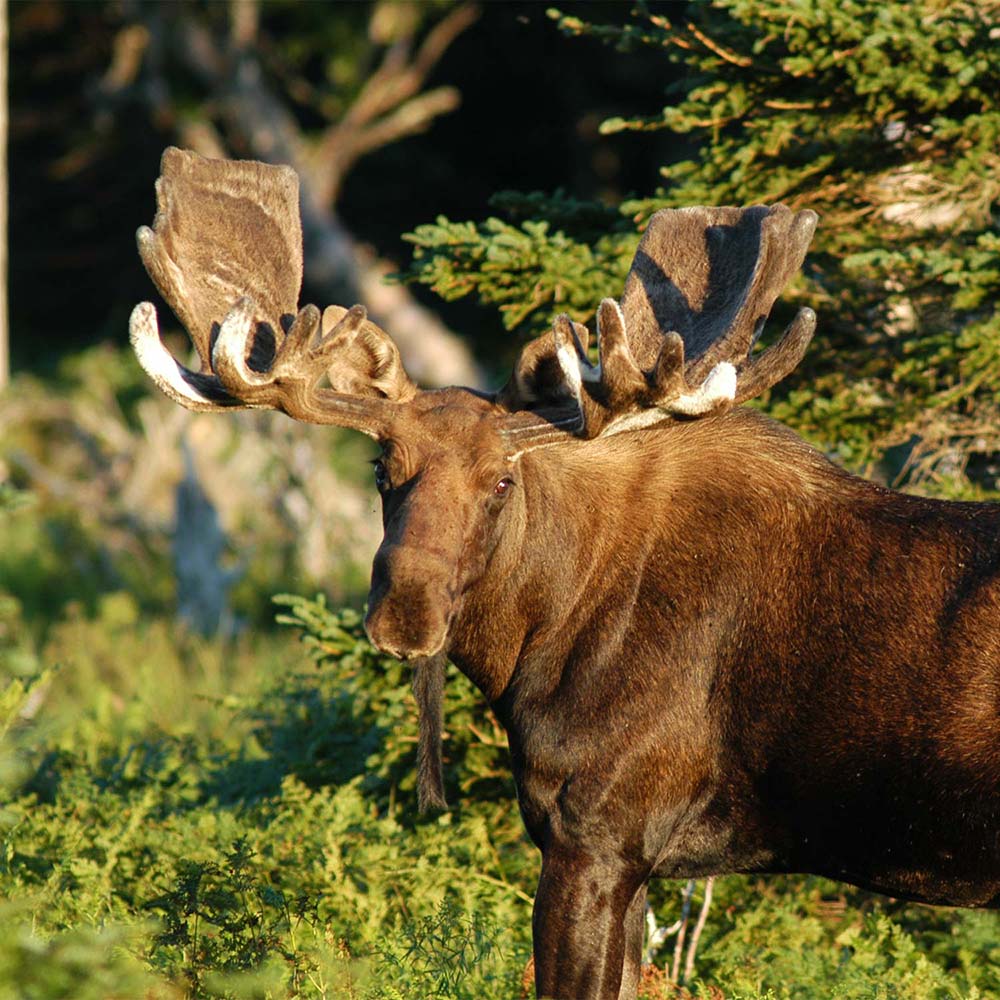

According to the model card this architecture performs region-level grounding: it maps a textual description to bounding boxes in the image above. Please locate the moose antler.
[130,147,416,438]
[501,205,817,440]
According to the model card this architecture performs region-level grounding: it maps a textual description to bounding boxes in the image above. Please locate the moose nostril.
[368,549,392,601]
[365,577,450,662]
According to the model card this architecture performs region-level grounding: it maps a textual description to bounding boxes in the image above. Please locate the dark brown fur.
[364,397,1000,999]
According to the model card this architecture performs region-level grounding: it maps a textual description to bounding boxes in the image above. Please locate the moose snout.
[365,544,454,660]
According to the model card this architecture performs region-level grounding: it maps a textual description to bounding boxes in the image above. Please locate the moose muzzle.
[365,541,457,660]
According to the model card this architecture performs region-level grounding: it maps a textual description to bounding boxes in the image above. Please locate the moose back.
[131,148,1000,1000]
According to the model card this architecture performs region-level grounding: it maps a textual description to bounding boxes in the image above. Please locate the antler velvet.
[130,148,416,438]
[500,204,818,441]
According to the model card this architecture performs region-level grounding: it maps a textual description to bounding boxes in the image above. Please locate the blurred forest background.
[3,2,1000,998]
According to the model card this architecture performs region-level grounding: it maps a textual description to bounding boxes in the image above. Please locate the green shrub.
[1,584,999,996]
[0,593,534,999]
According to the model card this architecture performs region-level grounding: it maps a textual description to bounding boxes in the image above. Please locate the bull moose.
[131,148,1000,1000]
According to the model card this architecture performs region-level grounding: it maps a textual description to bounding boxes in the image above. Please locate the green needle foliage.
[404,215,633,337]
[0,592,533,999]
[404,0,1000,489]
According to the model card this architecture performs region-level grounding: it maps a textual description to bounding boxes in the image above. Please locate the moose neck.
[445,407,836,709]
[446,402,1000,795]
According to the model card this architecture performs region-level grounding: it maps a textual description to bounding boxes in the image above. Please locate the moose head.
[131,148,816,665]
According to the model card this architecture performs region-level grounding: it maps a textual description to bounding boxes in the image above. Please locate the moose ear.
[321,305,418,402]
[498,319,591,410]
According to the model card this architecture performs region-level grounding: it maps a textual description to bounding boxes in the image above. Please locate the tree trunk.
[0,0,8,389]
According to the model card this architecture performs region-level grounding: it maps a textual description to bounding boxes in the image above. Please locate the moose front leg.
[533,850,646,1000]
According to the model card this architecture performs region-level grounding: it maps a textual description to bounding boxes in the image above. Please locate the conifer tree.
[404,1,1000,492]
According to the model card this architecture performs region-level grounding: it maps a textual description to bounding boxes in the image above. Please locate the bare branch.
[309,4,478,205]
[343,3,477,131]
[686,20,752,66]
[99,23,150,94]
[682,876,714,984]
[413,4,480,78]
[176,119,227,160]
[229,0,258,49]
[354,86,459,158]
[670,879,696,983]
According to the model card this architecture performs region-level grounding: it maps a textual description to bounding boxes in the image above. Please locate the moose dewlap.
[132,147,1000,1000]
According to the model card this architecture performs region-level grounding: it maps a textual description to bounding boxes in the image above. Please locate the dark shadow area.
[10,1,690,375]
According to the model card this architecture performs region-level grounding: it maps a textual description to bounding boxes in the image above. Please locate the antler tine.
[651,330,687,401]
[733,306,817,405]
[551,314,594,409]
[211,297,275,390]
[130,301,244,411]
[594,299,645,406]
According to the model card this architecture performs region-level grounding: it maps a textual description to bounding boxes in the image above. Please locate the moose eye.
[494,477,513,497]
[373,459,389,491]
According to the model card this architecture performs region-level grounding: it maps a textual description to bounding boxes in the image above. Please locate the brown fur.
[363,400,1000,998]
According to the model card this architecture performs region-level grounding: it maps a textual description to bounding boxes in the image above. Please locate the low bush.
[1,587,998,997]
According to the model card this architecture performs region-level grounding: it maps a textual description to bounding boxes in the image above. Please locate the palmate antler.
[500,205,818,443]
[130,147,416,439]
[134,150,817,448]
